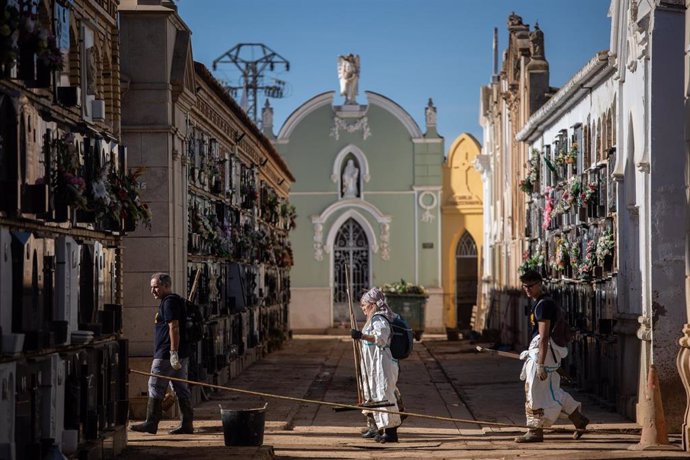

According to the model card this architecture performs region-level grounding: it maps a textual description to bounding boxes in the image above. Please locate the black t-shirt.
[153,294,190,360]
[530,294,558,339]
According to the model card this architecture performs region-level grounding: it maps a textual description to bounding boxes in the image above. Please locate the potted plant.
[381,279,428,341]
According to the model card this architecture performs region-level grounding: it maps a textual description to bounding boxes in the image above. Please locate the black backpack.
[375,314,414,360]
[176,294,204,343]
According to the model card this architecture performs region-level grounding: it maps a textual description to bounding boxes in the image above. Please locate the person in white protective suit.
[515,270,589,443]
[351,287,401,443]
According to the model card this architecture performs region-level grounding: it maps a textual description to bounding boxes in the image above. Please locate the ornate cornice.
[516,51,612,142]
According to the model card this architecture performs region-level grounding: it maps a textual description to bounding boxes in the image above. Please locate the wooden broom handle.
[188,268,202,302]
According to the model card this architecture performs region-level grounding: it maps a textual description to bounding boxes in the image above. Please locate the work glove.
[351,329,363,340]
[536,364,547,381]
[170,351,182,370]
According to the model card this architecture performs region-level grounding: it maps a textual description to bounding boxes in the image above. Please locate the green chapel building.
[268,55,445,332]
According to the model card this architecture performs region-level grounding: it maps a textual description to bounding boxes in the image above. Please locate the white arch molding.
[277,92,335,142]
[311,200,392,261]
[365,92,423,138]
[276,91,424,143]
[325,210,378,256]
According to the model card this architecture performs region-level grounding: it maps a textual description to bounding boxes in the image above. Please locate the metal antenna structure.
[212,43,290,123]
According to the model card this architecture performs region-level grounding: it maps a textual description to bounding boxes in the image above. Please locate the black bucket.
[219,403,267,446]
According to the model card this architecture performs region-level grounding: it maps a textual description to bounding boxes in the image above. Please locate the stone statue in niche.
[341,159,359,198]
[337,54,360,105]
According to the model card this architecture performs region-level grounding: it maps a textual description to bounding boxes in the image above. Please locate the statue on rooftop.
[530,23,545,58]
[508,12,523,27]
[337,54,360,105]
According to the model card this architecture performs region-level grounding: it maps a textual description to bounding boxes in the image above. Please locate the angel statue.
[337,54,360,105]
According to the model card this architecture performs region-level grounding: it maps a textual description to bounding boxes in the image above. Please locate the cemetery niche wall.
[0,0,130,458]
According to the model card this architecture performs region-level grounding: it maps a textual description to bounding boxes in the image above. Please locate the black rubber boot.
[360,413,379,438]
[375,427,398,443]
[360,413,375,434]
[169,398,194,434]
[130,398,163,434]
[362,427,380,439]
[568,409,589,440]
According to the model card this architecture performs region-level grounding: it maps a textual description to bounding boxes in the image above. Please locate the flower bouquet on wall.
[518,250,544,276]
[555,146,569,173]
[542,187,554,231]
[551,238,570,276]
[579,181,598,219]
[520,149,540,195]
[566,143,578,166]
[107,167,152,232]
[569,243,580,278]
[596,229,615,273]
[519,177,533,194]
[577,240,596,279]
[280,203,297,231]
[47,133,88,222]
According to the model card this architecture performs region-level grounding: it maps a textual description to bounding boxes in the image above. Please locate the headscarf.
[360,287,396,322]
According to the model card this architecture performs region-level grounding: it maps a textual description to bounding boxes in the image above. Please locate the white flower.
[92,180,110,204]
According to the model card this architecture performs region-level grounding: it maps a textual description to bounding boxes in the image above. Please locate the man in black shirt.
[130,273,194,435]
[514,270,588,443]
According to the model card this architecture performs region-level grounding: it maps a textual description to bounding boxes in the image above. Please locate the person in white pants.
[351,287,401,443]
[516,270,589,443]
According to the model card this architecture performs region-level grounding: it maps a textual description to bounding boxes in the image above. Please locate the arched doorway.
[333,218,370,327]
[456,231,478,333]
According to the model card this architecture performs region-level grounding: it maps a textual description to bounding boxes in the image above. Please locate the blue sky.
[176,0,611,149]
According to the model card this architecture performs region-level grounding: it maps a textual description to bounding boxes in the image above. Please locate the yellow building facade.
[441,133,484,339]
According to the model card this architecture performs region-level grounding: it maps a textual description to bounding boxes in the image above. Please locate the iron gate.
[333,218,369,327]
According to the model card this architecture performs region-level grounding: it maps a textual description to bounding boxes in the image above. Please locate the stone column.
[474,153,492,331]
[645,4,686,432]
